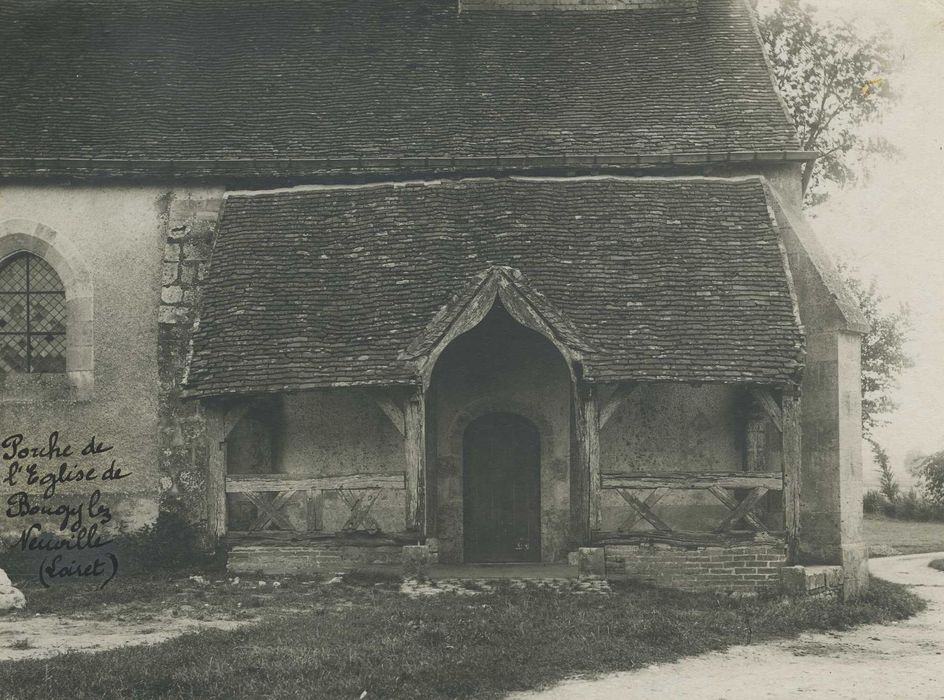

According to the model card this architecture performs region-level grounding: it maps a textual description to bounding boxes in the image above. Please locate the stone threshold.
[426,563,579,580]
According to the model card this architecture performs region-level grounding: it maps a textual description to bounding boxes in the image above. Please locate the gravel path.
[511,552,944,699]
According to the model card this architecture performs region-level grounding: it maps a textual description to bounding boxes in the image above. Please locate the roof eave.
[0,151,820,179]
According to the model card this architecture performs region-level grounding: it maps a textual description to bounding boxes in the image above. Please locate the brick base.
[228,544,403,576]
[605,542,787,594]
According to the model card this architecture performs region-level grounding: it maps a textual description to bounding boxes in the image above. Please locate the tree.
[872,440,900,503]
[756,0,898,205]
[914,452,944,506]
[837,265,912,439]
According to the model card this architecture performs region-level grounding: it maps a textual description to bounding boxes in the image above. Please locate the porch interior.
[215,300,798,581]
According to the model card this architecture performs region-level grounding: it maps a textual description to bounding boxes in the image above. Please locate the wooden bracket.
[748,387,783,433]
[364,389,406,436]
[222,403,251,444]
[599,382,638,429]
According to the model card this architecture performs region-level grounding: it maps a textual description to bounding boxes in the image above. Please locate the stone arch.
[0,219,95,400]
[429,302,573,563]
[445,394,556,467]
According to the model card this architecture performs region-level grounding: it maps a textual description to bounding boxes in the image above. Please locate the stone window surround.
[0,219,94,402]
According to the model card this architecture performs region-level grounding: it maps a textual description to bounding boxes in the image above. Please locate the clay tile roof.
[184,177,804,397]
[0,0,797,174]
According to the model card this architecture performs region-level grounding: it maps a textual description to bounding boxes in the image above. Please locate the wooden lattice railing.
[595,472,785,546]
[224,472,408,542]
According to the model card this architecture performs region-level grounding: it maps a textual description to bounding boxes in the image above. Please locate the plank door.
[463,412,541,563]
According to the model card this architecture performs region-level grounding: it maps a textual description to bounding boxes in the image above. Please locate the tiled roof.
[184,177,805,397]
[0,0,797,174]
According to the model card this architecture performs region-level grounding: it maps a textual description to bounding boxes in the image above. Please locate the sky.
[773,0,944,484]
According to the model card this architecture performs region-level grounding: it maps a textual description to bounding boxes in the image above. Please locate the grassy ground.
[0,572,924,700]
[930,560,944,573]
[864,514,944,556]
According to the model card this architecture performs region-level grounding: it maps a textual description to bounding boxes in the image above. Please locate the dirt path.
[512,553,944,699]
[0,612,247,662]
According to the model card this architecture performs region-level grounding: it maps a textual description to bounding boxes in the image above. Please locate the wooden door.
[463,412,541,562]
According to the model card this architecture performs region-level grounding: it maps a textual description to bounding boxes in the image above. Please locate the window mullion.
[25,254,31,373]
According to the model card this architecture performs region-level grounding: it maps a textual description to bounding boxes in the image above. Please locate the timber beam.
[205,399,251,543]
[748,387,783,433]
[599,382,638,429]
[364,388,406,436]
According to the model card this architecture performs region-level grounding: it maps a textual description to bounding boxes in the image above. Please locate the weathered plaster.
[0,185,173,534]
[598,384,781,532]
[0,184,224,542]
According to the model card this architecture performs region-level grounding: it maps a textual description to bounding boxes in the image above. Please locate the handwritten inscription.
[1,432,129,589]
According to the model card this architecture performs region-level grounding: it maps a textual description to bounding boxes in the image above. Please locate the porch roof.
[184,176,804,398]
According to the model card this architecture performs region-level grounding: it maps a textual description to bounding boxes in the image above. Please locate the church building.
[0,0,868,596]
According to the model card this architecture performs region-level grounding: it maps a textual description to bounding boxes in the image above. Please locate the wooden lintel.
[225,472,406,493]
[602,472,783,492]
[749,387,783,433]
[364,389,406,436]
[599,382,638,429]
[225,530,420,547]
[592,530,785,548]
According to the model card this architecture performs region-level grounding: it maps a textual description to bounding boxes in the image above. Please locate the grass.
[864,514,944,556]
[0,574,924,699]
[930,559,944,573]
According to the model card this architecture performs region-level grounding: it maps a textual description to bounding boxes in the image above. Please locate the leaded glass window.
[0,253,67,373]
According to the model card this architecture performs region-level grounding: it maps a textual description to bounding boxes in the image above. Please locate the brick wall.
[460,0,698,11]
[605,542,786,594]
[228,544,403,576]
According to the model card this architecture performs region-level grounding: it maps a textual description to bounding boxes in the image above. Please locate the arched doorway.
[463,412,541,562]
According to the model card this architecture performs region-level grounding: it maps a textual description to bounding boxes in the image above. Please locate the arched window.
[0,252,67,374]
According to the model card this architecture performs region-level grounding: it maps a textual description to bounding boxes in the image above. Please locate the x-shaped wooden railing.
[225,473,406,535]
[603,472,783,536]
[240,490,298,532]
[338,488,382,534]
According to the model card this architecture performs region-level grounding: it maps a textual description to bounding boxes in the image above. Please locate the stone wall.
[157,189,224,539]
[605,542,786,593]
[764,184,869,598]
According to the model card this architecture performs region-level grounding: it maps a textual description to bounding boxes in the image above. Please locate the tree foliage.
[914,452,944,506]
[757,0,898,205]
[837,265,912,439]
[871,440,900,503]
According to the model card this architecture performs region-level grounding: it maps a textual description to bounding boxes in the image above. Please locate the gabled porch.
[181,177,857,593]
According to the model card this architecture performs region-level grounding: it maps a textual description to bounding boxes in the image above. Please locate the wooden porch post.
[204,400,249,546]
[781,392,802,564]
[572,382,600,544]
[404,387,427,536]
